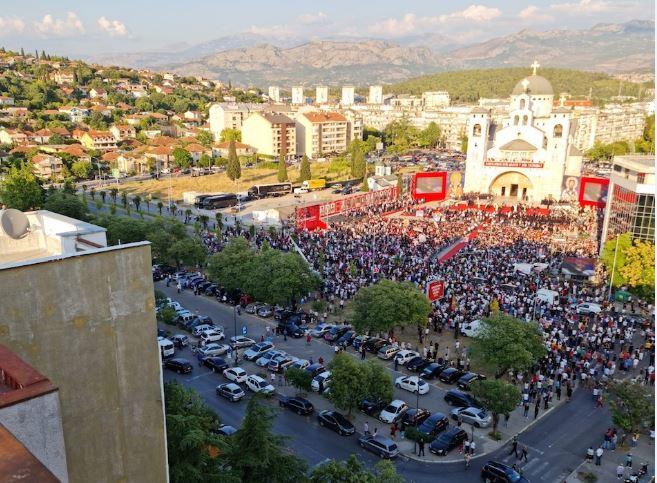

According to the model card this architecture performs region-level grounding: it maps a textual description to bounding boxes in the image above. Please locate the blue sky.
[0,0,654,56]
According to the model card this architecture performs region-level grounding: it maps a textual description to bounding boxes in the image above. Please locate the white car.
[192,324,216,337]
[245,375,275,394]
[377,345,401,360]
[201,329,225,344]
[243,341,275,361]
[223,367,248,384]
[310,324,334,338]
[576,302,602,315]
[197,343,230,357]
[256,350,285,367]
[450,407,492,428]
[395,350,420,365]
[229,336,256,349]
[311,371,332,392]
[378,400,408,424]
[290,359,310,370]
[461,320,482,338]
[395,376,430,395]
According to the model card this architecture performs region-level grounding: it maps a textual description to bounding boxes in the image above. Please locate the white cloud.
[298,11,328,25]
[0,17,25,35]
[247,24,296,37]
[549,0,635,14]
[368,5,502,36]
[33,12,85,37]
[97,16,129,37]
[518,5,554,21]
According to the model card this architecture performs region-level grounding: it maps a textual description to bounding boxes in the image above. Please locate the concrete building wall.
[0,243,167,483]
[242,114,274,156]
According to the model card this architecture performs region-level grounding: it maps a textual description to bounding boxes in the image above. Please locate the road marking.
[185,372,214,382]
[526,445,545,455]
[530,461,550,477]
[520,457,540,471]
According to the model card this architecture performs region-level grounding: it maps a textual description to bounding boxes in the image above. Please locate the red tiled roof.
[0,345,57,409]
[0,425,59,482]
[303,111,347,123]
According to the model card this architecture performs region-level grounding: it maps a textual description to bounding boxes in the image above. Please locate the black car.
[480,461,530,482]
[406,357,432,372]
[352,335,368,350]
[204,284,218,296]
[444,389,482,408]
[439,367,467,384]
[363,338,387,354]
[164,358,193,374]
[358,434,399,459]
[277,321,306,338]
[305,363,326,377]
[457,372,487,391]
[279,396,314,415]
[359,398,388,417]
[417,412,449,438]
[324,325,351,343]
[317,410,355,435]
[203,357,229,372]
[215,383,245,402]
[336,330,356,347]
[400,408,431,430]
[429,427,468,456]
[421,363,448,379]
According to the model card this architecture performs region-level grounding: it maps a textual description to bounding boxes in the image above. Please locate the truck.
[294,179,326,194]
[248,183,292,199]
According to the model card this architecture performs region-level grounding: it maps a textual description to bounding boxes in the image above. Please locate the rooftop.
[613,154,655,174]
[0,345,57,408]
[0,425,59,483]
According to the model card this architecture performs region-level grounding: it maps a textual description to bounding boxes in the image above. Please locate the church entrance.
[490,172,533,201]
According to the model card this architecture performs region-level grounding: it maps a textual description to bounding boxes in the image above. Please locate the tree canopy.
[310,455,403,483]
[299,155,311,182]
[43,191,88,220]
[226,140,241,181]
[277,155,289,182]
[607,380,654,434]
[220,128,242,143]
[0,162,43,211]
[601,233,655,301]
[470,380,521,435]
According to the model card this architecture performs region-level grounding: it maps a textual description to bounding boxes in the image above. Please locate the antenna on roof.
[0,209,30,239]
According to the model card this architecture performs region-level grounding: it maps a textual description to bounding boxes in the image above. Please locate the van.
[158,337,175,358]
[177,313,196,326]
[461,320,482,338]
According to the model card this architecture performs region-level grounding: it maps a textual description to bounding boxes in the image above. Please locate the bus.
[248,183,293,199]
[199,194,239,210]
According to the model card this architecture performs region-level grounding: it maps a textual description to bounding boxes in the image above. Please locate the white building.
[208,102,264,140]
[464,62,582,202]
[368,86,383,105]
[422,91,450,109]
[291,86,305,105]
[296,111,348,158]
[341,86,355,106]
[316,86,329,104]
[268,86,280,103]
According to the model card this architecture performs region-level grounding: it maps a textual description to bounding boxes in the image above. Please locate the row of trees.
[601,233,655,302]
[382,120,443,154]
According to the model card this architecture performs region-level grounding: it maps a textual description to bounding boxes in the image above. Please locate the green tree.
[198,153,212,168]
[70,160,92,180]
[285,367,313,394]
[470,380,521,436]
[460,134,468,153]
[327,354,367,416]
[362,360,393,404]
[43,192,88,220]
[109,187,118,204]
[299,155,311,182]
[225,396,307,483]
[600,233,633,287]
[0,163,43,211]
[99,190,107,203]
[352,279,431,334]
[215,212,223,232]
[132,195,142,212]
[120,191,128,209]
[350,145,366,179]
[607,380,654,435]
[619,239,655,299]
[89,187,96,200]
[470,313,546,378]
[417,122,441,148]
[168,238,207,268]
[207,237,255,293]
[172,147,192,169]
[196,130,214,148]
[157,200,164,215]
[199,214,209,230]
[277,155,288,182]
[220,128,242,142]
[310,455,403,483]
[158,306,177,325]
[226,140,241,181]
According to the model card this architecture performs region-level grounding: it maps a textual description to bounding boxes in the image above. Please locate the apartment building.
[594,104,646,146]
[368,86,383,105]
[242,112,297,158]
[208,102,265,140]
[316,86,329,104]
[268,86,280,103]
[80,130,117,151]
[422,91,450,109]
[341,86,355,106]
[297,111,348,158]
[291,87,304,105]
[31,154,64,180]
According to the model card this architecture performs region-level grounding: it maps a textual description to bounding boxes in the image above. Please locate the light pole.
[607,233,620,302]
[233,306,238,366]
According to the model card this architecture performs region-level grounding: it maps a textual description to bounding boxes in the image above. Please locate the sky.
[0,0,654,57]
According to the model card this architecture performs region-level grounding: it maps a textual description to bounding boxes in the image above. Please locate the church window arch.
[554,124,563,138]
[473,124,482,136]
[522,115,529,125]
[543,137,548,149]
[513,115,519,125]
[520,98,526,109]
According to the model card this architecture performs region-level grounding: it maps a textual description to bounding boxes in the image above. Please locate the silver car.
[450,406,492,428]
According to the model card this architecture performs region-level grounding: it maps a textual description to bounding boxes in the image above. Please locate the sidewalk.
[565,436,654,483]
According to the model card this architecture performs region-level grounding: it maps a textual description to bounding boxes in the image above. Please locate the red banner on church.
[484,160,544,168]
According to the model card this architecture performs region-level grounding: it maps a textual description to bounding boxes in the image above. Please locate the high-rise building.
[368,86,383,105]
[0,210,168,483]
[601,155,655,250]
[208,102,265,140]
[242,112,297,158]
[315,86,328,104]
[268,86,280,103]
[291,86,305,105]
[296,111,348,158]
[341,86,355,106]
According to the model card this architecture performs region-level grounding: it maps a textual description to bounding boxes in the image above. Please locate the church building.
[464,61,582,202]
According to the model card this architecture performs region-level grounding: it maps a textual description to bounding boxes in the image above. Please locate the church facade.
[464,62,583,202]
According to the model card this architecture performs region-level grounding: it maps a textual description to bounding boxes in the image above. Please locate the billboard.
[411,172,447,202]
[560,176,579,203]
[579,177,609,208]
[426,280,445,302]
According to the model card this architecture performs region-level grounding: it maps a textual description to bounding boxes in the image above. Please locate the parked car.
[164,358,193,374]
[290,359,310,370]
[216,383,245,402]
[245,375,275,394]
[429,427,468,456]
[379,400,408,424]
[277,321,306,338]
[324,325,351,343]
[257,305,274,317]
[439,367,467,384]
[457,372,487,391]
[444,390,482,408]
[310,324,334,338]
[359,398,388,417]
[305,363,326,377]
[229,336,255,349]
[395,350,420,365]
[204,284,218,296]
[336,330,356,347]
[311,371,332,392]
[203,357,229,372]
[576,302,602,315]
[417,412,449,438]
[364,338,388,354]
[406,357,432,372]
[421,362,448,380]
[172,334,189,348]
[358,434,399,459]
[352,335,369,350]
[201,329,226,344]
[243,341,275,361]
[198,343,231,358]
[245,303,263,314]
[279,396,314,415]
[400,408,431,430]
[215,424,237,436]
[192,324,216,336]
[268,355,297,373]
[223,367,248,384]
[480,461,530,483]
[450,407,492,428]
[317,410,355,436]
[395,375,430,395]
[256,350,285,367]
[378,345,401,360]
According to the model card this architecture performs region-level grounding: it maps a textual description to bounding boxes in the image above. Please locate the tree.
[109,187,118,204]
[362,360,393,404]
[0,163,43,211]
[310,455,403,483]
[89,187,96,200]
[470,380,521,436]
[215,212,223,232]
[120,191,128,209]
[619,239,655,300]
[207,237,255,293]
[132,195,142,212]
[224,396,307,482]
[198,153,212,168]
[70,160,92,180]
[196,130,214,148]
[226,140,241,182]
[220,128,241,142]
[285,367,313,394]
[607,380,654,435]
[172,147,192,169]
[417,122,441,148]
[470,313,546,378]
[352,279,431,334]
[184,208,193,224]
[460,134,468,153]
[168,238,207,268]
[99,190,107,203]
[600,233,633,287]
[327,354,367,416]
[277,155,288,182]
[43,192,88,220]
[350,145,366,179]
[199,214,209,230]
[158,306,177,325]
[157,201,164,215]
[299,155,311,182]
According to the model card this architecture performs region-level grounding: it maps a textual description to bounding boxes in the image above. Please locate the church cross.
[559,94,567,107]
[531,60,540,75]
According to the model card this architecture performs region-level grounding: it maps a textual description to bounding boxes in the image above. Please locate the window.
[522,115,528,125]
[473,124,482,136]
[514,115,519,125]
[520,98,526,109]
[554,124,563,138]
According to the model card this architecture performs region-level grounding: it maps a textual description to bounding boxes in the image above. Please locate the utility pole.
[607,234,620,301]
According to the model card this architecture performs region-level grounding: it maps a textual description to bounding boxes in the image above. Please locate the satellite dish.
[1,209,30,239]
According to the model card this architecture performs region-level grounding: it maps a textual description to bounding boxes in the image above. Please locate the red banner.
[411,172,447,202]
[484,160,544,168]
[426,280,445,302]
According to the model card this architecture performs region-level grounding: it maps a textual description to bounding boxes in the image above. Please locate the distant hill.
[386,67,652,103]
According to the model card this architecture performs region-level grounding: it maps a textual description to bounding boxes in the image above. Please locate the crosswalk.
[498,447,568,482]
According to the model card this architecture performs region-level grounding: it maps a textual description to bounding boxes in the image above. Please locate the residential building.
[316,86,328,104]
[0,346,67,482]
[30,129,54,144]
[110,124,137,141]
[117,152,150,175]
[80,130,117,151]
[0,211,168,483]
[208,102,265,140]
[212,141,256,158]
[368,86,383,105]
[89,88,108,99]
[31,154,64,180]
[341,86,355,106]
[390,95,423,108]
[58,106,90,123]
[0,95,15,105]
[422,91,450,109]
[268,86,280,103]
[601,155,655,250]
[297,111,348,158]
[594,103,647,146]
[242,112,296,158]
[342,110,364,143]
[0,128,29,146]
[50,71,75,85]
[291,86,304,105]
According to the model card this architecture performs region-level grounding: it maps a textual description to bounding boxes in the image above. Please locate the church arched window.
[513,115,519,126]
[522,115,528,125]
[473,124,481,136]
[543,137,548,149]
[553,124,563,138]
[520,98,526,109]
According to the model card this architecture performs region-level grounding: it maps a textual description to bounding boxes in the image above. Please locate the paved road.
[157,282,614,482]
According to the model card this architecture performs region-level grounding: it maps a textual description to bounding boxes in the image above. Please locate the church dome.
[512,75,554,96]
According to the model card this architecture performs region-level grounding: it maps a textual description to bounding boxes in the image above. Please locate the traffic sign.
[241,325,248,335]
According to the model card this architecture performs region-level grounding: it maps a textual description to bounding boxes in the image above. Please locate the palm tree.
[169,203,177,216]
[184,208,192,224]
[215,213,223,233]
[110,187,118,204]
[100,190,107,203]
[157,201,164,215]
[90,187,96,200]
[121,191,128,209]
[199,215,209,230]
[133,195,142,212]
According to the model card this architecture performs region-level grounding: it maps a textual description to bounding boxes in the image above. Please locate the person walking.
[625,453,633,468]
[418,437,426,457]
[464,439,471,455]
[390,422,397,440]
[364,421,369,435]
[595,447,603,466]
[519,445,528,462]
[470,440,476,455]
[586,446,594,464]
[504,413,510,428]
[509,436,519,457]
[523,402,530,418]
[360,345,366,360]
[176,282,181,293]
[616,464,625,479]
[394,357,399,371]
[464,452,472,469]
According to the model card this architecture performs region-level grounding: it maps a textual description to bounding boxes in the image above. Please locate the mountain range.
[90,20,654,87]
